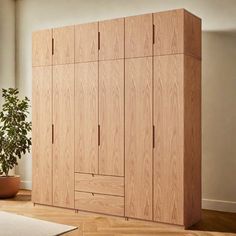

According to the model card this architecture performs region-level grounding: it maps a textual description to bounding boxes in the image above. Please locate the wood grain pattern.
[32,66,52,205]
[154,9,184,56]
[75,22,98,62]
[125,14,153,58]
[75,173,124,196]
[75,62,98,174]
[53,26,74,65]
[75,192,124,216]
[125,57,153,220]
[99,60,124,176]
[53,64,74,208]
[153,55,184,225]
[184,10,202,59]
[184,55,201,227]
[99,18,124,60]
[32,29,52,66]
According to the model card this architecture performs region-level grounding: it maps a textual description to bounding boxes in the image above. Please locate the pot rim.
[0,175,20,178]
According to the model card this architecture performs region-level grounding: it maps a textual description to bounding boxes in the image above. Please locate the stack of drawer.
[75,173,124,216]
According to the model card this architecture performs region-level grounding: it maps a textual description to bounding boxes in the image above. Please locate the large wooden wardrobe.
[32,9,201,228]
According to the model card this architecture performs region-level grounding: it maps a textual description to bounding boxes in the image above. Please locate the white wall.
[202,32,236,212]
[12,0,236,212]
[0,0,15,98]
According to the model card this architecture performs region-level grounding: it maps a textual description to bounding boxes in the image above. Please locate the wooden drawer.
[75,173,124,196]
[75,191,124,216]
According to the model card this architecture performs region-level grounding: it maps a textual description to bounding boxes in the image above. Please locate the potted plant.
[0,88,31,198]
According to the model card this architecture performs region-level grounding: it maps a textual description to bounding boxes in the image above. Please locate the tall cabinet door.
[53,26,74,65]
[75,23,98,63]
[75,62,98,174]
[32,66,52,205]
[32,29,52,66]
[99,18,124,60]
[53,64,75,208]
[153,55,184,225]
[99,60,124,176]
[125,14,153,58]
[125,57,153,220]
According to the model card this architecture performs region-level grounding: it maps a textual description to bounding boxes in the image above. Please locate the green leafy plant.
[0,88,32,176]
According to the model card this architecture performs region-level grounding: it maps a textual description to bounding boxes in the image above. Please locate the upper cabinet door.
[153,55,184,225]
[99,60,124,176]
[125,57,153,220]
[53,26,74,65]
[125,14,152,58]
[99,18,124,60]
[32,29,52,66]
[75,22,98,63]
[32,66,52,205]
[53,64,74,209]
[154,9,201,58]
[75,62,98,174]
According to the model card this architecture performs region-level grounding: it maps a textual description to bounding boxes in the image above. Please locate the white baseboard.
[202,198,236,213]
[20,180,32,190]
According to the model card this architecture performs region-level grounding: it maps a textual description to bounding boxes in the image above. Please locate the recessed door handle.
[98,125,100,146]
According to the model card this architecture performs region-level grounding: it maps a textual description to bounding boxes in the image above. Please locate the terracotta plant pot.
[0,175,20,198]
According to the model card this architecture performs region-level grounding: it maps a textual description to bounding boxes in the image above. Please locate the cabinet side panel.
[125,57,153,220]
[184,10,202,59]
[153,55,184,225]
[184,55,201,227]
[32,66,52,205]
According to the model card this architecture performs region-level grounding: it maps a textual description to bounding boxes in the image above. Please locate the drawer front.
[75,191,124,216]
[75,173,124,196]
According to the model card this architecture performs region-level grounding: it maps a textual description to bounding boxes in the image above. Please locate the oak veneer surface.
[75,62,98,174]
[32,66,52,205]
[153,55,184,225]
[75,173,124,196]
[184,55,201,227]
[154,9,184,56]
[184,10,202,59]
[125,14,153,58]
[99,60,124,176]
[32,29,52,66]
[75,22,98,63]
[75,192,124,216]
[53,25,74,65]
[99,18,124,60]
[53,64,74,208]
[125,57,153,220]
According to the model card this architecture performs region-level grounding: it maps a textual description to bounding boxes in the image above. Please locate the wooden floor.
[0,190,236,236]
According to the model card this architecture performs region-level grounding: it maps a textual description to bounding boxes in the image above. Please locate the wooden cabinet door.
[75,62,98,174]
[153,55,184,225]
[99,60,124,176]
[32,66,52,205]
[53,64,74,208]
[125,14,153,58]
[75,23,98,62]
[32,29,52,66]
[99,18,124,60]
[125,57,153,220]
[153,10,184,56]
[53,26,74,65]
